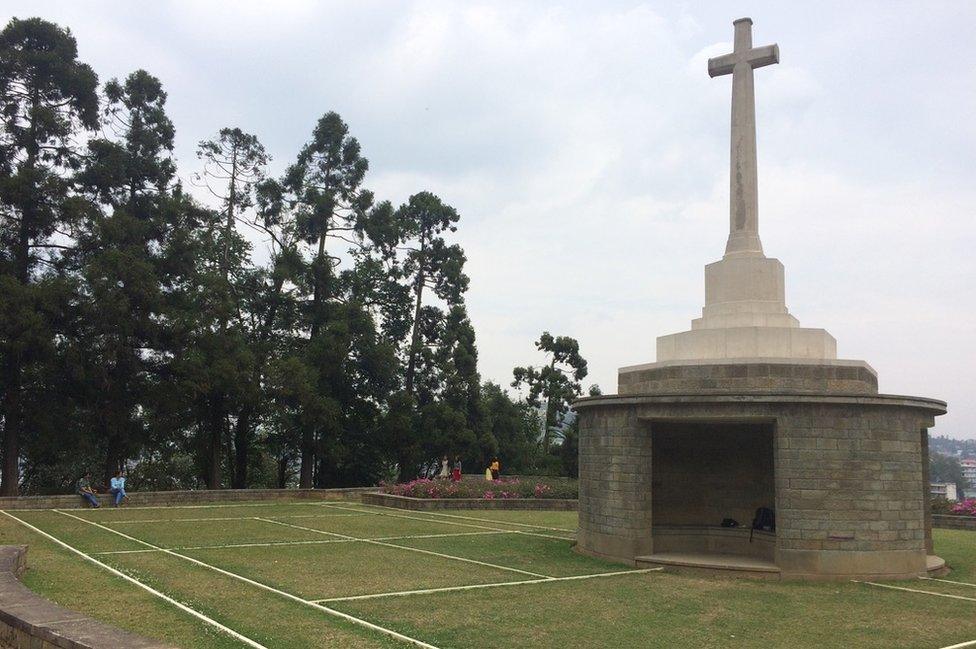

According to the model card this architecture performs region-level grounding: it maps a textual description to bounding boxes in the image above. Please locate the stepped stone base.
[657,326,837,362]
[619,359,877,395]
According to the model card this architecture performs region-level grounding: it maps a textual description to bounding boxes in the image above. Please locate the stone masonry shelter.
[574,18,947,580]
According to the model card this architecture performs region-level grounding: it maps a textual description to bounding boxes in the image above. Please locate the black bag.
[750,507,775,541]
[721,518,739,528]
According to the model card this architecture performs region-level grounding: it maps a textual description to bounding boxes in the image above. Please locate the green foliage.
[0,17,585,494]
[512,332,588,453]
[0,17,99,495]
[930,452,967,495]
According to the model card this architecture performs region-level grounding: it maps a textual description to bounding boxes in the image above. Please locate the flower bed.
[381,477,577,500]
[950,498,976,516]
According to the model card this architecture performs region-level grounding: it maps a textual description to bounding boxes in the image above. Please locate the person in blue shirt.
[76,473,100,508]
[109,470,127,507]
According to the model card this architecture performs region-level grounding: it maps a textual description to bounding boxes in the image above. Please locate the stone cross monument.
[648,17,834,363]
[707,17,779,257]
[574,17,947,581]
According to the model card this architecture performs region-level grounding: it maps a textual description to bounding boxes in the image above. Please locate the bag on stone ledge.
[750,507,775,541]
[721,518,739,528]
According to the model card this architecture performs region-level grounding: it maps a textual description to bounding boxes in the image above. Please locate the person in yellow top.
[490,457,500,481]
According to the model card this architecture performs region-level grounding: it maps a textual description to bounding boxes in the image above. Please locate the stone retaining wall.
[933,515,976,531]
[0,545,174,649]
[0,487,376,510]
[362,493,578,511]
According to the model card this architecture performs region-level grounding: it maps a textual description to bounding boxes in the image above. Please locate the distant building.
[931,482,958,502]
[961,458,976,488]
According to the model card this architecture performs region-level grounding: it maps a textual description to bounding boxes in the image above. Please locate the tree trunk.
[299,429,314,489]
[403,241,427,396]
[541,358,557,453]
[206,395,224,489]
[277,455,289,489]
[231,408,251,489]
[1,92,40,497]
[0,364,21,496]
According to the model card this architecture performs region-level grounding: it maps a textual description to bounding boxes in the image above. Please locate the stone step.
[635,551,781,578]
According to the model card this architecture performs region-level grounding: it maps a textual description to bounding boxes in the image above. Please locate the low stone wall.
[0,487,377,510]
[363,493,578,511]
[933,515,976,531]
[0,545,174,649]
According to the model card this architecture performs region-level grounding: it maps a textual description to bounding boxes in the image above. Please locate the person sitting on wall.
[490,457,500,481]
[77,472,100,508]
[109,469,127,507]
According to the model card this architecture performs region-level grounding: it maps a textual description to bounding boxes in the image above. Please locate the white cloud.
[7,0,975,437]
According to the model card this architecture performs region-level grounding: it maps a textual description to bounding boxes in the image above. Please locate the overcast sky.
[8,1,975,438]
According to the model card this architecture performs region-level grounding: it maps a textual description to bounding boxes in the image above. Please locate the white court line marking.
[939,640,976,649]
[256,517,552,579]
[312,568,663,603]
[99,513,367,524]
[55,510,440,649]
[91,529,517,555]
[0,510,269,649]
[323,503,572,541]
[853,580,976,603]
[922,577,976,589]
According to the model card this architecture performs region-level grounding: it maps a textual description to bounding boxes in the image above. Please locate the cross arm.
[745,44,779,69]
[707,44,780,78]
[707,52,738,78]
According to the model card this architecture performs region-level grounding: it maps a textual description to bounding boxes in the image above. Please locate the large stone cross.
[708,18,779,257]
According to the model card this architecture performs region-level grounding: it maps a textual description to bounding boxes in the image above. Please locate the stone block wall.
[618,361,878,396]
[576,391,944,578]
[0,487,375,510]
[577,405,653,561]
[774,403,933,577]
[932,515,976,531]
[361,493,577,511]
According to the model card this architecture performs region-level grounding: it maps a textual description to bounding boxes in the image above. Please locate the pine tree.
[0,18,98,494]
[193,128,269,488]
[73,69,177,483]
[512,332,588,453]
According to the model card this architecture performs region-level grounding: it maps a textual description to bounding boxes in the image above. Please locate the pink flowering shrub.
[381,476,577,500]
[951,498,976,517]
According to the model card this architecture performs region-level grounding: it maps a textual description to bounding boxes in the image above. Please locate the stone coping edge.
[574,392,947,413]
[619,357,878,377]
[0,487,379,510]
[932,515,976,531]
[0,545,176,649]
[362,493,578,511]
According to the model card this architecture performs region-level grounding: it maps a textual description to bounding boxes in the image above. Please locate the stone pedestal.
[575,362,947,580]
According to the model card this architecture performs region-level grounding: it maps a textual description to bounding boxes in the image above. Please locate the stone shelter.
[575,18,947,580]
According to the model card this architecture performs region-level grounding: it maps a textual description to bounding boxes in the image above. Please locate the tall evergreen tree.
[73,69,177,482]
[193,128,269,488]
[0,18,98,494]
[512,332,588,453]
[258,111,375,488]
[394,192,468,396]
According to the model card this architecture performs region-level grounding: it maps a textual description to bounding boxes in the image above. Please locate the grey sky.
[8,1,975,438]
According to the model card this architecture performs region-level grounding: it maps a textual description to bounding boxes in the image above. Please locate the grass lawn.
[0,500,973,649]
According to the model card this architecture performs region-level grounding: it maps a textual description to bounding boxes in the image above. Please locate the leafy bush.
[950,498,976,517]
[381,476,577,500]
